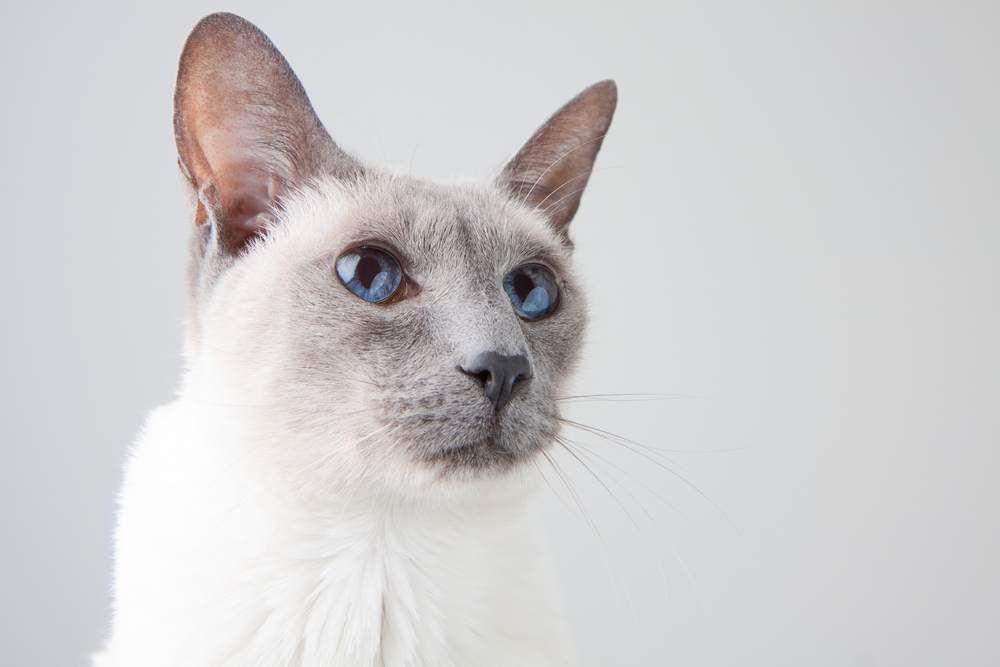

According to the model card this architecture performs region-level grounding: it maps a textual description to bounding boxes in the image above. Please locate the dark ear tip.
[564,80,616,127]
[592,79,617,95]
[182,13,267,57]
[190,12,257,34]
[585,79,618,115]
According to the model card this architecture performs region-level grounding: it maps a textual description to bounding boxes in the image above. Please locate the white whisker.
[540,448,629,615]
[518,133,609,205]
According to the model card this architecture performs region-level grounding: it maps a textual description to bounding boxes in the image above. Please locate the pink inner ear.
[173,13,349,252]
[217,174,272,232]
[198,126,277,241]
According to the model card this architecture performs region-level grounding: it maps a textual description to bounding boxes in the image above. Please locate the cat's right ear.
[174,13,359,253]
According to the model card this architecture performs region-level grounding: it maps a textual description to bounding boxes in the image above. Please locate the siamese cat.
[96,12,615,667]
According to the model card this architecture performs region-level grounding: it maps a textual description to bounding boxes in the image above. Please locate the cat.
[95,11,615,667]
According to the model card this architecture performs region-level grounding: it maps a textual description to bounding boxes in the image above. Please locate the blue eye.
[503,264,559,320]
[336,247,403,303]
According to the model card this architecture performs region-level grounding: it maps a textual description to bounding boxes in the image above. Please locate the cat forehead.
[276,172,571,273]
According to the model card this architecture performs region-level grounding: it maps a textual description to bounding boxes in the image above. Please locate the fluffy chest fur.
[102,401,573,667]
[97,12,615,666]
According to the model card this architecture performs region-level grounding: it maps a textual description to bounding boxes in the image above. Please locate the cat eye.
[503,264,559,321]
[335,247,404,304]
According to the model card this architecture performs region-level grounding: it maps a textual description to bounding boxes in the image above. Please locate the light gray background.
[1,1,998,665]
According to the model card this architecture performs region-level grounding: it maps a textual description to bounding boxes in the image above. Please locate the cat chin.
[405,453,546,504]
[358,437,550,498]
[291,448,545,507]
[424,441,543,478]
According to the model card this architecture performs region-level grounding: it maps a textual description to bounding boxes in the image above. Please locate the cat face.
[174,13,615,500]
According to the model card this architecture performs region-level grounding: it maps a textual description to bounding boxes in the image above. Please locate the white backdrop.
[1,2,997,665]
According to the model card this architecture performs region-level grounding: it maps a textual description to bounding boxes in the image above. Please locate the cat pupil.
[503,264,559,320]
[356,256,382,289]
[513,273,535,302]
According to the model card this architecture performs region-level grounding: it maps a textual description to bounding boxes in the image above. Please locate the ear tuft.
[499,80,617,236]
[174,13,358,252]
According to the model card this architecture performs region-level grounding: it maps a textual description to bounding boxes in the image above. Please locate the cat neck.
[108,397,575,666]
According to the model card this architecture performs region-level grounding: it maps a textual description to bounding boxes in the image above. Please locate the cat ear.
[498,80,617,236]
[174,12,359,252]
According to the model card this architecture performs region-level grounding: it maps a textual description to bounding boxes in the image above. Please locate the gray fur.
[173,13,616,494]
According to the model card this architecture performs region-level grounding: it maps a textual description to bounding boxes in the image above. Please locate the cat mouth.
[443,438,512,456]
[394,401,558,473]
[427,437,534,471]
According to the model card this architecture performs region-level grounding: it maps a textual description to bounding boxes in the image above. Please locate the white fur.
[96,399,575,667]
[97,13,613,662]
[95,181,578,667]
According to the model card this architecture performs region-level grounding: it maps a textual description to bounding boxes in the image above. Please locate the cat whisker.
[538,175,625,217]
[551,438,656,620]
[328,104,383,167]
[527,164,629,216]
[335,428,407,524]
[530,164,626,213]
[529,168,593,211]
[559,417,755,563]
[297,423,400,478]
[195,341,383,389]
[558,434,692,527]
[558,398,763,455]
[555,435,687,610]
[558,433,756,569]
[167,390,380,421]
[539,448,630,616]
[531,457,587,526]
[408,131,425,173]
[518,133,609,205]
[559,416,691,476]
[560,409,713,456]
[556,392,697,403]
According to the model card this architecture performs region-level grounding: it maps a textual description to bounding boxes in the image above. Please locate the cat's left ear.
[498,80,617,237]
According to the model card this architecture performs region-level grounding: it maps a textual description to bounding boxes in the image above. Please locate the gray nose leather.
[461,352,532,413]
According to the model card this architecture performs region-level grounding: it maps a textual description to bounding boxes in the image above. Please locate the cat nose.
[461,352,532,413]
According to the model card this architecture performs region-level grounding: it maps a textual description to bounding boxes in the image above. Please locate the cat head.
[173,13,616,501]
